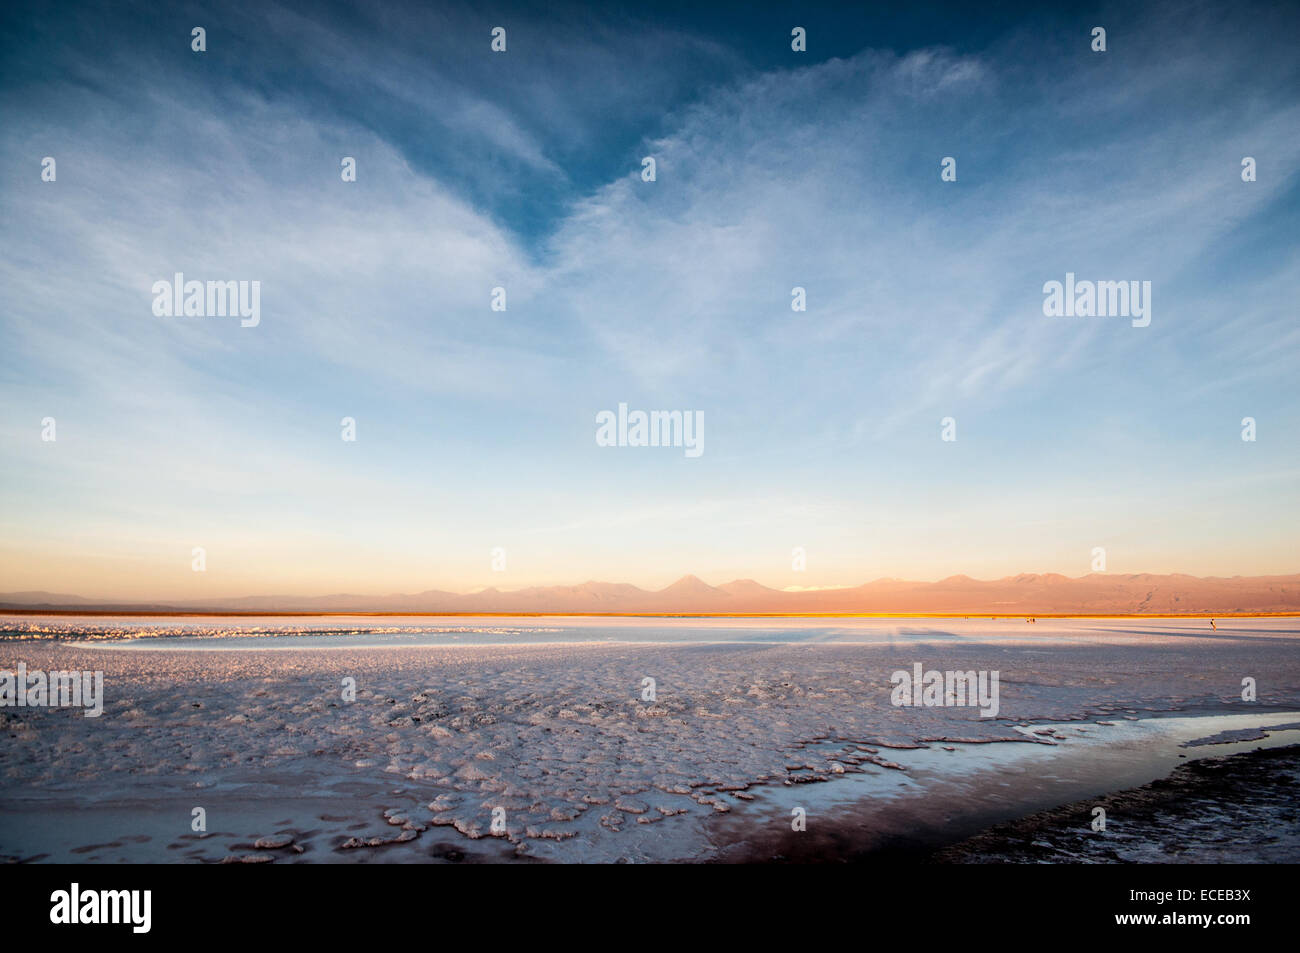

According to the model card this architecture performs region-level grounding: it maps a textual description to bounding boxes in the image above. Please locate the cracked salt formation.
[2,617,1299,862]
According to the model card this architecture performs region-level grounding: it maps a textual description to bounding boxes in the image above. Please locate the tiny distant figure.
[1210,618,1217,630]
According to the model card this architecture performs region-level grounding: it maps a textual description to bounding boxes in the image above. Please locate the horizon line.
[4,611,1298,620]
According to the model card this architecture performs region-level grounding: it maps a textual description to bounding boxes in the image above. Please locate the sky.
[1,0,1297,600]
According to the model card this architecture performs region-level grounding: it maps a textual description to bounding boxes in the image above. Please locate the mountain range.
[2,572,1298,614]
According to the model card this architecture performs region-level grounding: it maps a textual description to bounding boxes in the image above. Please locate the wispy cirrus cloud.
[1,0,1297,597]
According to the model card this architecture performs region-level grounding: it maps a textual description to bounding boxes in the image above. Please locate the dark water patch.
[933,745,1300,863]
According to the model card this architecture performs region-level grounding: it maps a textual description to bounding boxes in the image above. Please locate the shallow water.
[707,711,1300,861]
[4,613,1294,649]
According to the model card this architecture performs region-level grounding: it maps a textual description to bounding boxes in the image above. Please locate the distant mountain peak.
[661,574,717,593]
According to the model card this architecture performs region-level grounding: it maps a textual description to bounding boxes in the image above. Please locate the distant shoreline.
[3,610,1298,619]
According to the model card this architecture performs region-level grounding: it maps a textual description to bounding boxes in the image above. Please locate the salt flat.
[2,617,1298,862]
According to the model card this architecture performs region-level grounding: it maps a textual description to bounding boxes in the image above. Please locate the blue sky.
[1,0,1297,599]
